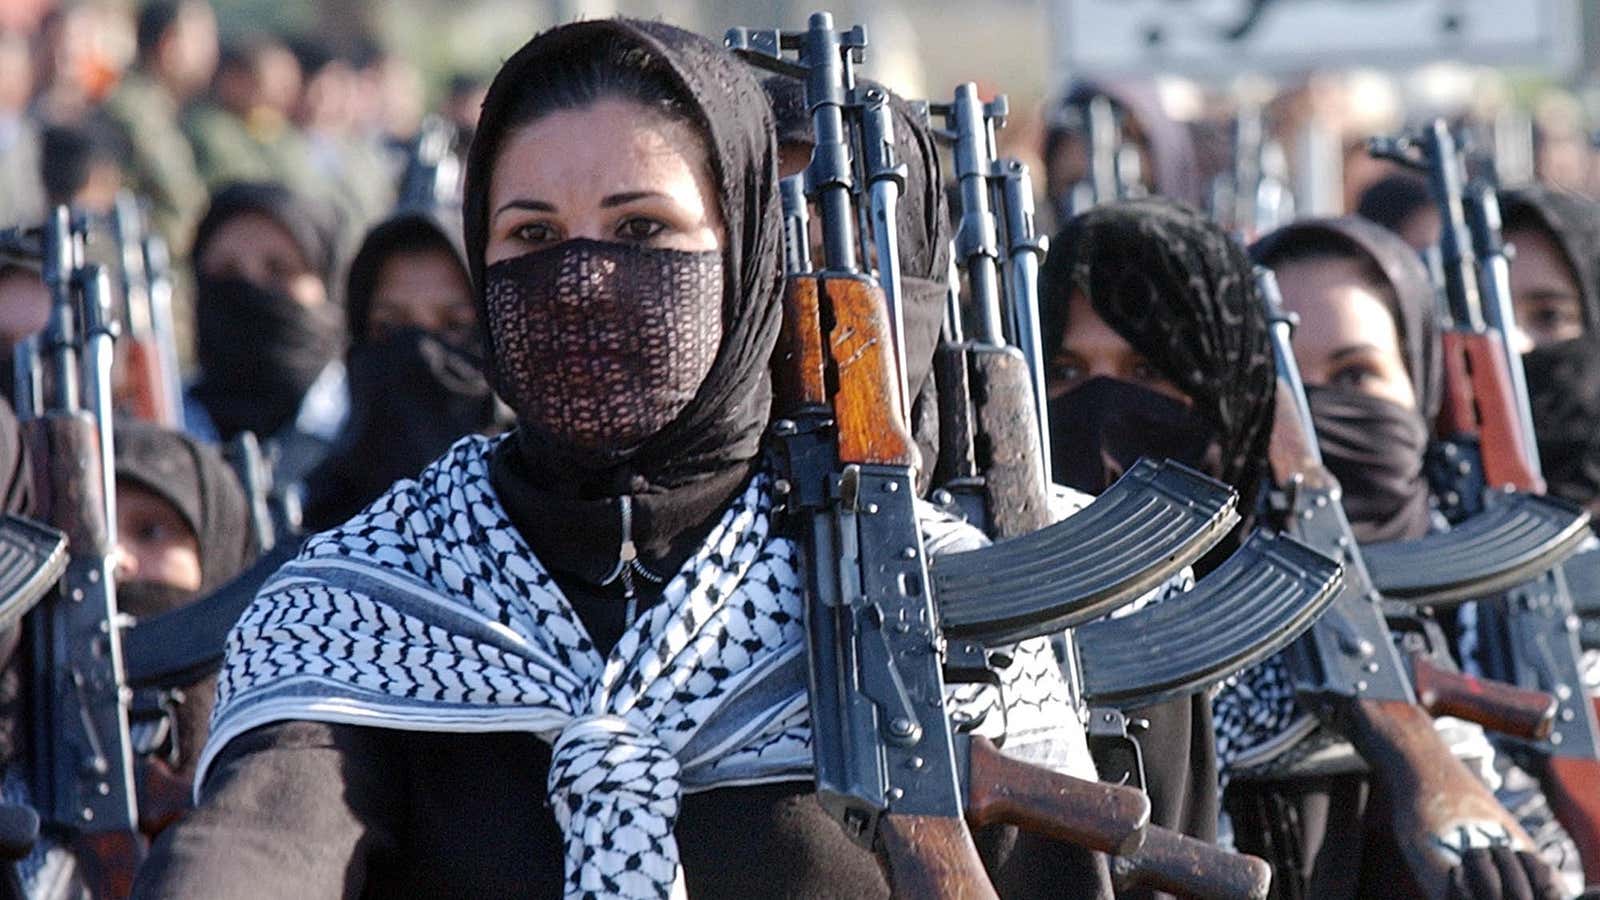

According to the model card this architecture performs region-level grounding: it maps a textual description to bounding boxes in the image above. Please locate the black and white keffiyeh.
[203,435,1088,900]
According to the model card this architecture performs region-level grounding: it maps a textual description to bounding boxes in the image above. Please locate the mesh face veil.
[484,239,724,452]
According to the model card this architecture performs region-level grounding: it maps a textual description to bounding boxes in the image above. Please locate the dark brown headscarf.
[1251,215,1443,421]
[464,19,783,497]
[1500,184,1600,334]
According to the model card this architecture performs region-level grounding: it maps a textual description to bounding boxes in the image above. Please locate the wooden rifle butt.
[877,813,999,900]
[1409,651,1557,741]
[1110,826,1272,900]
[71,831,144,900]
[964,735,1148,856]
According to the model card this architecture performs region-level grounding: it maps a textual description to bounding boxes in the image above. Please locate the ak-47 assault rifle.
[731,17,1166,895]
[1371,121,1600,884]
[1256,266,1546,899]
[7,208,143,897]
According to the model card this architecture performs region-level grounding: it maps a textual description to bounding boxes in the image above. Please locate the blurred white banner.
[1056,0,1582,79]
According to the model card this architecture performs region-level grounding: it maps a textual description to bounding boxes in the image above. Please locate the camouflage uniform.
[100,70,208,254]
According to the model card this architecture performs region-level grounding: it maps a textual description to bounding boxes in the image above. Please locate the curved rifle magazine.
[931,458,1237,645]
[1077,529,1343,709]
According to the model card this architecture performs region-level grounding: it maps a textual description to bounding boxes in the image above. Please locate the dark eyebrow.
[1328,344,1384,363]
[494,199,555,218]
[601,190,668,208]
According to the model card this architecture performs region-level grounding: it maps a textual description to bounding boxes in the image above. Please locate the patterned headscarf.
[1041,198,1275,525]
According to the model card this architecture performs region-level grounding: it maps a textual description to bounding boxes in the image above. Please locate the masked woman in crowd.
[1237,216,1568,899]
[1496,186,1600,518]
[134,20,1097,899]
[184,181,346,488]
[1040,200,1273,899]
[298,210,506,531]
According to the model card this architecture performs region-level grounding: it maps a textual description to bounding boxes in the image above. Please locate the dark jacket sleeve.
[132,721,404,900]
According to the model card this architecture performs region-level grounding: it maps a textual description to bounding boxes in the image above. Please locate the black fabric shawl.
[1251,215,1443,422]
[1500,184,1600,335]
[343,209,469,347]
[114,419,258,596]
[1041,197,1275,535]
[464,19,784,498]
[1045,80,1203,209]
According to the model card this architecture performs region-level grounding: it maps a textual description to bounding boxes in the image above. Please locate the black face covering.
[484,239,724,455]
[1048,376,1219,495]
[301,326,502,531]
[1305,385,1432,542]
[115,580,200,620]
[193,276,343,440]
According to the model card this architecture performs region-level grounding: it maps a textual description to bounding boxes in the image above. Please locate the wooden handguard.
[117,339,177,427]
[878,814,999,900]
[24,413,110,555]
[777,277,828,410]
[780,274,918,467]
[1437,332,1544,494]
[1266,383,1328,493]
[1349,698,1535,900]
[1111,826,1272,900]
[965,735,1148,856]
[1409,652,1557,741]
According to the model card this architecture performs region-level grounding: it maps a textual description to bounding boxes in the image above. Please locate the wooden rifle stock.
[1346,698,1534,900]
[1408,652,1557,742]
[117,337,178,427]
[1437,332,1543,494]
[878,815,997,900]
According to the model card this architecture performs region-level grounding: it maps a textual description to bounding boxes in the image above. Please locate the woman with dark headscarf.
[184,181,346,487]
[1237,218,1564,899]
[136,21,1091,899]
[1252,216,1440,543]
[1040,198,1274,897]
[299,210,506,531]
[1501,186,1600,515]
[1500,185,1600,350]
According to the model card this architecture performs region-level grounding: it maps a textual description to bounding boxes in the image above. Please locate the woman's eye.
[1329,365,1378,389]
[616,217,666,242]
[1047,357,1084,384]
[514,222,559,244]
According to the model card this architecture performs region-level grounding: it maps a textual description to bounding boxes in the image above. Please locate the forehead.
[200,211,305,265]
[1060,289,1133,351]
[489,99,711,204]
[1507,225,1580,290]
[1274,256,1402,352]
